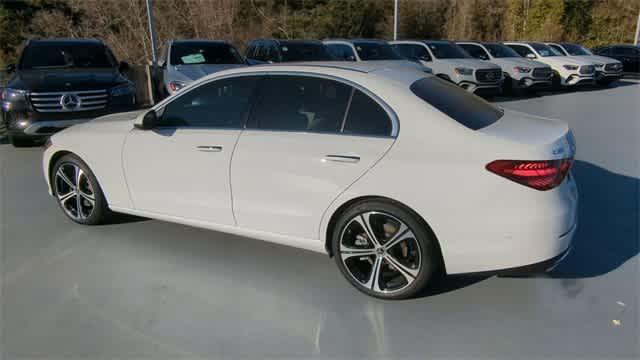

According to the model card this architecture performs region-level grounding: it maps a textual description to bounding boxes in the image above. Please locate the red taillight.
[486,158,573,191]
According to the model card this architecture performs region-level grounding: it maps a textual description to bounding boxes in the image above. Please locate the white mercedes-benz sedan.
[42,62,578,299]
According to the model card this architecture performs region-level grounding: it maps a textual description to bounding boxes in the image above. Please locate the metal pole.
[146,0,158,65]
[635,9,640,45]
[393,0,399,40]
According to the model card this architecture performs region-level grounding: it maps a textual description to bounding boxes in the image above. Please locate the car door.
[231,74,396,239]
[123,75,259,225]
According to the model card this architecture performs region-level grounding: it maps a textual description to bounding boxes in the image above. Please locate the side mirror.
[134,110,158,130]
[6,64,15,73]
[526,53,536,59]
[118,61,130,73]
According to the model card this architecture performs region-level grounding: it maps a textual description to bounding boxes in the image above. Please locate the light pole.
[635,9,639,45]
[146,0,159,65]
[393,0,399,40]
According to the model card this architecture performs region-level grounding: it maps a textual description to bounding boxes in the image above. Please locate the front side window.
[160,76,259,128]
[459,44,490,60]
[279,42,334,62]
[170,42,244,65]
[326,44,356,61]
[250,76,351,133]
[411,77,503,130]
[484,44,521,58]
[353,42,403,60]
[507,45,535,58]
[394,44,432,62]
[20,42,116,70]
[530,43,562,57]
[548,44,568,56]
[425,42,469,59]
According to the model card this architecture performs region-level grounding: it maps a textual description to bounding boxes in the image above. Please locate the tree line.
[1,0,638,66]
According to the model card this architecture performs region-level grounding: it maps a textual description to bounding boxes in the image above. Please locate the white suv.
[323,39,432,74]
[391,40,503,95]
[546,42,623,85]
[504,42,595,88]
[457,41,553,94]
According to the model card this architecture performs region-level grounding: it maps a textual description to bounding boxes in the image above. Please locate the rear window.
[279,42,335,62]
[410,77,503,130]
[170,42,244,65]
[20,42,116,69]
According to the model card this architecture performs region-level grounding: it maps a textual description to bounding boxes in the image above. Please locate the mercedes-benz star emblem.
[60,93,81,111]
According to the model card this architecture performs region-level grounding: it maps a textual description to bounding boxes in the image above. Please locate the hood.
[171,63,247,82]
[536,56,585,67]
[489,57,549,69]
[576,54,621,65]
[360,60,431,72]
[8,68,127,92]
[438,58,501,70]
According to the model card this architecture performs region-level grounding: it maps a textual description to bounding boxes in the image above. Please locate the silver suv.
[546,42,623,85]
[323,39,432,74]
[154,40,246,99]
[457,42,553,94]
[391,40,503,95]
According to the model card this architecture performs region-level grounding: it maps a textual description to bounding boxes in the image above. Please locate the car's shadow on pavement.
[548,160,639,278]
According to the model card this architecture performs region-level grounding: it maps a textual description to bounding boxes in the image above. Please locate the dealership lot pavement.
[2,81,639,359]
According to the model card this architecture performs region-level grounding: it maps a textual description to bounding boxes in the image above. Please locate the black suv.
[593,45,640,73]
[1,38,136,146]
[245,39,335,64]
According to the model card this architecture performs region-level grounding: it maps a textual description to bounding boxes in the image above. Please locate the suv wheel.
[332,200,440,299]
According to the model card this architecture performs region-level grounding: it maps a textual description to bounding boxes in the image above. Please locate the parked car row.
[1,37,634,147]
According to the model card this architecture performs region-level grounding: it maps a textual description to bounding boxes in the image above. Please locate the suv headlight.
[111,83,134,97]
[563,65,579,71]
[514,66,532,73]
[454,67,474,76]
[1,88,27,111]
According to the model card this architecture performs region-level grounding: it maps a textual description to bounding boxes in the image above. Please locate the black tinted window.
[161,76,258,128]
[548,44,567,55]
[614,47,639,56]
[484,44,520,58]
[353,42,403,60]
[411,77,503,130]
[327,44,356,61]
[251,76,351,132]
[20,42,116,69]
[425,42,469,59]
[343,90,392,137]
[507,45,535,58]
[459,44,489,60]
[279,42,334,62]
[394,44,432,61]
[170,42,243,65]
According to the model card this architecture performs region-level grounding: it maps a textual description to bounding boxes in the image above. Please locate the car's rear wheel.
[332,200,439,299]
[52,154,112,225]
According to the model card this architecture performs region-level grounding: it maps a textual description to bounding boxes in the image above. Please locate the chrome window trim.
[153,70,400,138]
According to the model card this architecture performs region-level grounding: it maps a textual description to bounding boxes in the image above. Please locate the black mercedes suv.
[1,38,136,146]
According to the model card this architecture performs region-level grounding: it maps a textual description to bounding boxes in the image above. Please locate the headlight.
[563,65,579,71]
[514,66,532,73]
[168,81,187,93]
[454,67,474,76]
[111,83,134,97]
[1,88,27,111]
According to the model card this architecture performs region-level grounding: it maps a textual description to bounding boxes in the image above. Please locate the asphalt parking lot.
[1,82,639,359]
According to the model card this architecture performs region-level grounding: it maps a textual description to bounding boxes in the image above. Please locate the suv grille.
[475,69,502,83]
[579,65,595,75]
[29,90,108,113]
[532,67,553,79]
[604,63,622,72]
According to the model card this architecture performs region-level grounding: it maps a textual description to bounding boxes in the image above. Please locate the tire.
[51,154,113,225]
[551,71,562,91]
[331,199,440,300]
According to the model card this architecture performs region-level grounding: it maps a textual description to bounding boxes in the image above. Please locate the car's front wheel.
[332,200,440,299]
[52,154,112,225]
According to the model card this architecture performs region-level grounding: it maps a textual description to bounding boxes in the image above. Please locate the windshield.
[426,42,470,59]
[170,42,244,65]
[353,42,403,60]
[280,42,334,62]
[561,43,593,56]
[530,43,563,57]
[484,44,521,58]
[20,43,116,70]
[411,77,503,130]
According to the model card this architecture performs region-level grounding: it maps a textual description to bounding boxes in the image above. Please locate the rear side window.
[343,90,392,136]
[393,44,431,62]
[410,77,503,130]
[250,76,351,132]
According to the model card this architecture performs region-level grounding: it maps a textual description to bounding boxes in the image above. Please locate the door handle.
[197,145,223,152]
[323,154,360,163]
